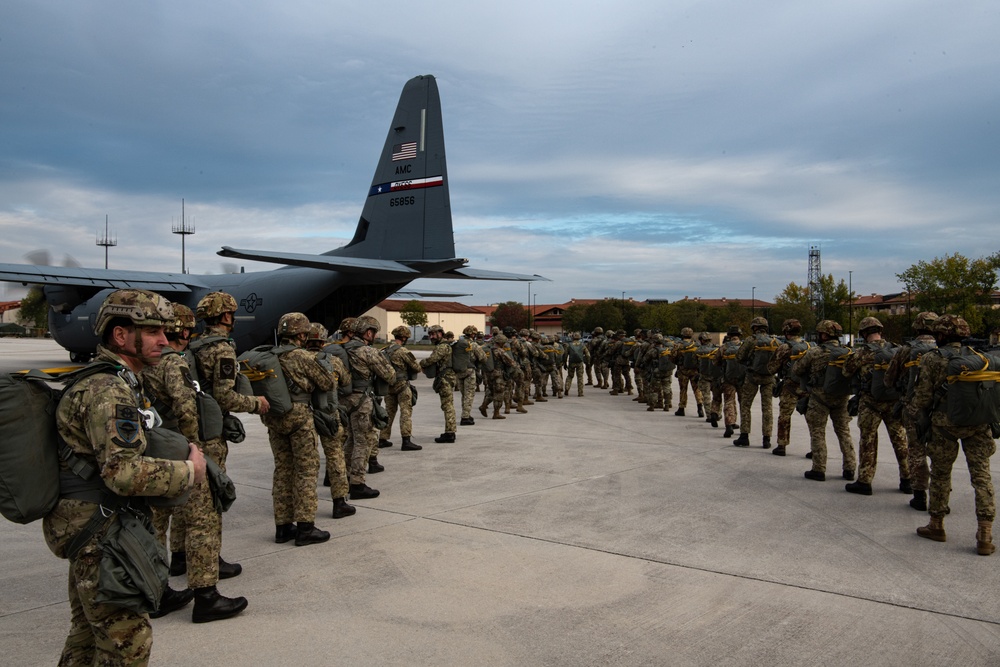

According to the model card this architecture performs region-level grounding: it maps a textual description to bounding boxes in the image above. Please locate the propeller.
[24,250,81,268]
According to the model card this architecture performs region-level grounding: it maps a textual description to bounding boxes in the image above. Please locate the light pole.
[531,293,537,329]
[751,286,756,319]
[849,270,853,345]
[621,291,625,326]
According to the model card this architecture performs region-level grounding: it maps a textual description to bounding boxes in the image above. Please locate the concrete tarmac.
[1,338,999,665]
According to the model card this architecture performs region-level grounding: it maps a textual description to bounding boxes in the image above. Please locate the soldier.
[43,289,204,664]
[380,325,423,451]
[672,327,703,416]
[716,327,745,438]
[643,333,675,411]
[910,315,997,554]
[767,319,811,456]
[342,316,398,498]
[189,291,269,614]
[454,326,478,425]
[734,316,777,448]
[529,331,551,400]
[884,312,939,510]
[794,320,857,482]
[548,335,566,398]
[144,302,245,623]
[591,327,611,390]
[564,332,591,397]
[842,317,910,496]
[695,332,722,428]
[488,333,520,418]
[420,324,458,442]
[304,323,356,519]
[511,328,535,409]
[584,328,597,386]
[260,313,335,546]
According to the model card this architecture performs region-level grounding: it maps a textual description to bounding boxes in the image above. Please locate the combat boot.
[647,405,656,412]
[899,478,912,494]
[192,586,248,623]
[909,490,927,511]
[460,417,475,425]
[697,404,704,418]
[218,556,242,579]
[322,472,331,487]
[169,551,186,576]
[274,523,297,544]
[295,522,330,546]
[674,407,685,416]
[434,432,456,443]
[349,483,380,500]
[378,438,392,448]
[977,520,996,555]
[492,406,506,419]
[772,445,786,456]
[626,390,633,396]
[535,395,548,402]
[843,469,855,481]
[733,433,750,447]
[845,481,873,496]
[609,389,619,396]
[332,497,356,519]
[479,403,488,418]
[804,470,826,481]
[368,457,384,474]
[723,425,734,438]
[516,402,527,414]
[710,413,719,428]
[149,585,194,618]
[917,515,946,542]
[401,436,421,451]
[523,398,535,406]
[762,436,771,449]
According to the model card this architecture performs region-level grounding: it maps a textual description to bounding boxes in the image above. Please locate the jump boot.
[332,497,356,519]
[909,490,927,511]
[295,522,331,546]
[917,515,946,542]
[192,585,248,623]
[492,405,506,419]
[977,520,996,555]
[401,436,422,451]
[696,404,704,418]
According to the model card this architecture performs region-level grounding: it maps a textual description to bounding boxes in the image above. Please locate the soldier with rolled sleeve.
[421,324,458,442]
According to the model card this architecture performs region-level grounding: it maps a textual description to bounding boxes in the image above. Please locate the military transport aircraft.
[0,75,544,361]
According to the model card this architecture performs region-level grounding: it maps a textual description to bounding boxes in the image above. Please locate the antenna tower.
[172,198,195,274]
[808,245,823,319]
[96,215,117,269]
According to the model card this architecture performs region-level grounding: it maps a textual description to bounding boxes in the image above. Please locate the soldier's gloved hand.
[188,443,207,484]
[257,396,271,414]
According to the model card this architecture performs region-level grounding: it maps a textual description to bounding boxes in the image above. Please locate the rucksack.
[749,334,780,376]
[237,344,298,415]
[150,348,224,443]
[188,334,254,398]
[697,345,722,380]
[679,341,699,370]
[479,344,496,373]
[901,340,937,397]
[567,341,586,365]
[821,344,854,397]
[869,343,901,402]
[657,347,677,375]
[942,348,1000,427]
[451,338,472,372]
[324,341,354,396]
[1,363,121,524]
[722,342,746,385]
[311,352,340,437]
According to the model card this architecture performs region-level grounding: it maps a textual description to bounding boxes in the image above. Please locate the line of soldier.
[587,314,1000,558]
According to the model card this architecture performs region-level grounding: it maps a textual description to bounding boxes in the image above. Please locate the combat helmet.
[391,325,411,340]
[931,314,970,339]
[195,291,238,320]
[277,312,310,337]
[750,316,769,331]
[727,325,743,337]
[338,317,357,336]
[680,327,694,338]
[593,327,604,335]
[912,311,939,333]
[95,289,174,336]
[493,333,508,346]
[168,303,196,333]
[781,319,801,336]
[815,320,843,337]
[307,322,328,344]
[353,315,381,336]
[463,325,478,337]
[698,331,711,343]
[427,324,444,336]
[858,316,883,335]
[571,332,581,340]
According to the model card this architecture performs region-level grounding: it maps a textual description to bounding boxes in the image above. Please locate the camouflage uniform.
[564,335,591,396]
[262,345,334,524]
[643,336,674,411]
[910,342,996,523]
[315,351,352,501]
[44,346,194,666]
[767,327,810,453]
[343,338,397,486]
[421,336,457,433]
[672,334,703,411]
[488,335,520,416]
[716,336,744,435]
[144,347,224,589]
[843,336,909,488]
[453,334,478,421]
[548,337,565,398]
[696,337,721,423]
[381,341,421,440]
[794,336,857,477]
[735,327,777,444]
[591,330,611,389]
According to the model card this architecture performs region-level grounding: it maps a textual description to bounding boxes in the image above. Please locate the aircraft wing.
[0,263,207,292]
[218,247,422,276]
[391,288,472,298]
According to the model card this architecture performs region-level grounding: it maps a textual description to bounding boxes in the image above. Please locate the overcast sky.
[2,1,998,307]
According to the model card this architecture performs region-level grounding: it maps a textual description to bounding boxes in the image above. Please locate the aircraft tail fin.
[334,75,454,262]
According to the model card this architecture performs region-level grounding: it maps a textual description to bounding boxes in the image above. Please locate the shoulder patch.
[113,405,142,447]
[218,358,237,380]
